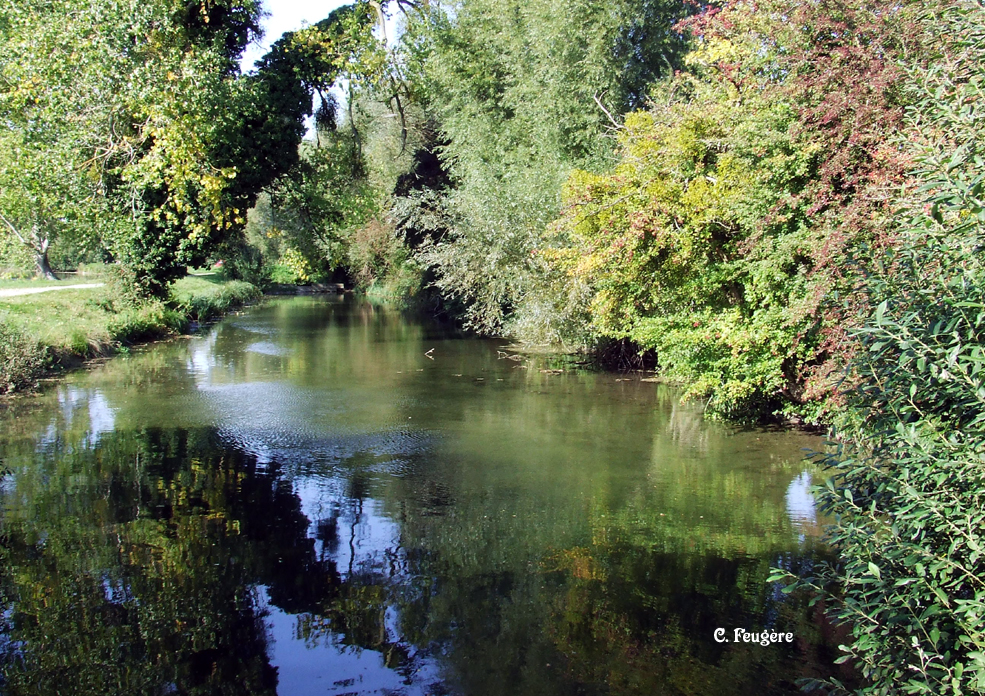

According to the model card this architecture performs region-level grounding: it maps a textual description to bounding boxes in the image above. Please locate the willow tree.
[397,0,691,339]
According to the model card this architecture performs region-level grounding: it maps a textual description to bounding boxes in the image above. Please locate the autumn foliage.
[546,0,924,417]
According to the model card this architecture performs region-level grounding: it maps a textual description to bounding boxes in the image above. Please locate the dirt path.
[0,283,105,298]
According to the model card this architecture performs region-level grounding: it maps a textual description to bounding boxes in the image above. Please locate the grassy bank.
[0,273,260,394]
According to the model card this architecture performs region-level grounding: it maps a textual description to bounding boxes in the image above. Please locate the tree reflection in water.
[0,297,854,696]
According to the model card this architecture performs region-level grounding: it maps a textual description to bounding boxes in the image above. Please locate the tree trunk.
[34,248,57,281]
[2,210,57,280]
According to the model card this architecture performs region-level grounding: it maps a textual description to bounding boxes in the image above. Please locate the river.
[0,297,850,695]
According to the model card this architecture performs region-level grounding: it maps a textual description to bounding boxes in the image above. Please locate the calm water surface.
[0,297,847,695]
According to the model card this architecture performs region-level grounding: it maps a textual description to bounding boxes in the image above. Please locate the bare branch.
[0,210,29,247]
[593,92,624,131]
[393,0,421,18]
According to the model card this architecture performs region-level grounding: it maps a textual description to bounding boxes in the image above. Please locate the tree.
[0,0,124,278]
[0,139,79,279]
[544,0,922,417]
[397,0,691,337]
[0,0,386,293]
[118,1,390,294]
[0,0,266,287]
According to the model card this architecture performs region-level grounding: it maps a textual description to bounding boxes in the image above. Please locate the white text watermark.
[714,628,793,646]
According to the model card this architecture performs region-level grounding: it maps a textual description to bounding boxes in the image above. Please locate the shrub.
[544,0,919,418]
[106,302,188,344]
[216,238,268,288]
[106,262,158,307]
[268,247,327,285]
[781,5,985,692]
[0,322,48,394]
[349,218,416,291]
[169,279,260,323]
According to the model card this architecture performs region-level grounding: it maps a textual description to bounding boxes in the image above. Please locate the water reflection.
[0,298,849,695]
[785,472,818,529]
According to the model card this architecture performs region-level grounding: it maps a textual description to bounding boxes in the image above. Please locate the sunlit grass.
[0,278,101,290]
[171,274,260,321]
[0,263,112,289]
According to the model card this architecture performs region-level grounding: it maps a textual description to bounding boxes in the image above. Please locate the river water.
[0,297,848,695]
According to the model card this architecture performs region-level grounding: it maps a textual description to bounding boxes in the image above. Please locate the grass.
[0,273,260,394]
[0,263,112,289]
[0,277,104,290]
[171,273,258,321]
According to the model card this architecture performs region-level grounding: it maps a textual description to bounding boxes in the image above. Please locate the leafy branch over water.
[775,4,985,692]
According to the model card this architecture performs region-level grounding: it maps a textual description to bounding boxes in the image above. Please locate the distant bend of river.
[0,296,851,696]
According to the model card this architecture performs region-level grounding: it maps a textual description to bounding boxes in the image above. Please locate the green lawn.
[1,285,136,351]
[0,264,111,289]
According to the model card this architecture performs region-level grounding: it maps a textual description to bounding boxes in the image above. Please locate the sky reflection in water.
[0,297,849,696]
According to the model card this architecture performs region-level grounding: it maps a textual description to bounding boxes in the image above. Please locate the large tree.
[0,136,84,279]
[0,0,267,285]
[0,0,381,293]
[0,0,128,278]
[397,0,691,338]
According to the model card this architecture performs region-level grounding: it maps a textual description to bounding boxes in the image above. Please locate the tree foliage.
[241,132,377,284]
[0,0,267,290]
[545,0,920,417]
[780,4,985,693]
[397,0,690,336]
[122,1,382,294]
[0,0,383,294]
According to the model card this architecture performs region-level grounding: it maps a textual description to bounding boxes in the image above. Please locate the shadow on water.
[0,297,855,696]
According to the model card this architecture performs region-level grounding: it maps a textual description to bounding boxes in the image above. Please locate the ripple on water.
[225,319,278,335]
[216,424,434,475]
[245,341,291,356]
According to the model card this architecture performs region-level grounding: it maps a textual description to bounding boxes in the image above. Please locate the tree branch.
[593,92,624,131]
[0,210,29,247]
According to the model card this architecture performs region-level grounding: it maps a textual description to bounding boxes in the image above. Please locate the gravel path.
[0,283,105,298]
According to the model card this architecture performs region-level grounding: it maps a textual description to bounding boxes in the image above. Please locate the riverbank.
[0,273,261,395]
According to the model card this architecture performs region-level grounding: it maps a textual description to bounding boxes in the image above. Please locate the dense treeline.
[546,0,919,418]
[0,0,971,420]
[3,0,985,691]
